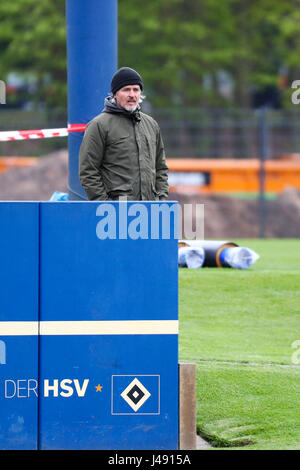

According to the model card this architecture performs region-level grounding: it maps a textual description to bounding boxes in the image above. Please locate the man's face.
[114,85,141,111]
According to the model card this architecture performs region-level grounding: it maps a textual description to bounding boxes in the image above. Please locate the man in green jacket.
[79,67,169,201]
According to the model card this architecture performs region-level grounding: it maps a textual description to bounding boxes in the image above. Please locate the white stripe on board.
[0,320,178,336]
[0,322,38,336]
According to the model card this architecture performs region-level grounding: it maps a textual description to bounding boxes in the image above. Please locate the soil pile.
[0,150,68,201]
[0,150,299,238]
[171,187,300,238]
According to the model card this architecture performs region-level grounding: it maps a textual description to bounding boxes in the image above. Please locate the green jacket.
[79,98,169,201]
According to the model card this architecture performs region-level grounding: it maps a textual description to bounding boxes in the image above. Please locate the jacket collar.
[103,96,141,122]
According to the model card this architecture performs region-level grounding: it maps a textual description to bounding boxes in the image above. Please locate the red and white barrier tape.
[0,123,87,142]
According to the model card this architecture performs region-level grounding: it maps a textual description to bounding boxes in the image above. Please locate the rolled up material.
[179,240,238,267]
[178,246,205,268]
[218,246,260,269]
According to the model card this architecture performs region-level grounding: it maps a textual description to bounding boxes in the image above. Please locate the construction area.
[0,149,299,239]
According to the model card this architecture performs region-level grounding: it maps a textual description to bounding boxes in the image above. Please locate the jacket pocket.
[145,136,156,163]
[107,134,130,144]
[107,183,133,200]
[107,134,130,153]
[151,183,159,201]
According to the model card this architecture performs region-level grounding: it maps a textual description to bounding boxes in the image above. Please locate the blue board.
[0,202,39,450]
[0,201,178,450]
[39,202,178,450]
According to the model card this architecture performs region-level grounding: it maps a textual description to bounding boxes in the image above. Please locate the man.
[79,67,169,201]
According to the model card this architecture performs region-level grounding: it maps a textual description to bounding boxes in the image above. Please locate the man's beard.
[123,104,138,112]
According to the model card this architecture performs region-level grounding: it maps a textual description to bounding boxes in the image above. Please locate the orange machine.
[0,157,37,173]
[1,155,300,194]
[167,157,300,193]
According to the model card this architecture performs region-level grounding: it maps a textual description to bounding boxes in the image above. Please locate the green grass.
[179,239,300,450]
[216,191,277,200]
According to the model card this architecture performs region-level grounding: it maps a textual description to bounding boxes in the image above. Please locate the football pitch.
[179,239,300,450]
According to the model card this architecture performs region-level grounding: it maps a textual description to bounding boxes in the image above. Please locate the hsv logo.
[43,379,89,397]
[121,377,151,412]
[111,375,160,415]
[2,378,91,399]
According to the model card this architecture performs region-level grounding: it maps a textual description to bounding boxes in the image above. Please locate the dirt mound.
[268,186,300,237]
[0,150,299,238]
[170,187,300,238]
[0,150,68,201]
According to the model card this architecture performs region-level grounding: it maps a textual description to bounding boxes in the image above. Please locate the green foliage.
[0,0,66,108]
[0,0,300,108]
[118,0,300,108]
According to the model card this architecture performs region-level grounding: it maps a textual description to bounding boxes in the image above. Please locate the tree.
[0,0,299,109]
[0,0,66,108]
[119,0,300,109]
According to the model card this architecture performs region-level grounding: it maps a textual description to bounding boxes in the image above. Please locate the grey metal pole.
[258,107,268,238]
[66,0,118,200]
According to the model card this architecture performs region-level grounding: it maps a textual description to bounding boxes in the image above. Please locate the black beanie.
[111,67,143,95]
